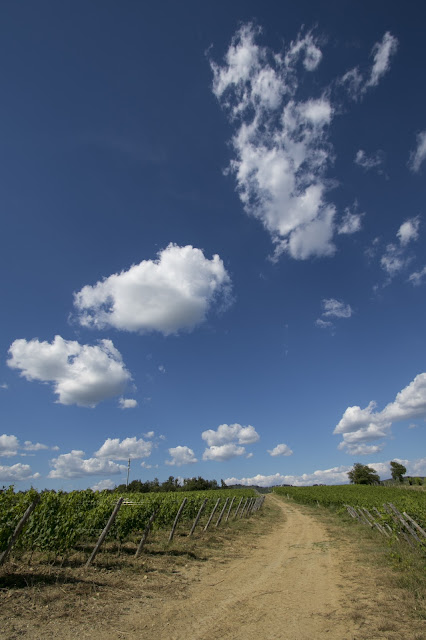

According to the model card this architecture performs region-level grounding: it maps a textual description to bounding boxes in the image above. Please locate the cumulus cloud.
[380,217,420,279]
[143,431,155,438]
[0,463,40,482]
[315,318,334,330]
[203,443,246,461]
[408,130,426,173]
[201,423,259,446]
[341,32,398,100]
[23,441,49,451]
[94,437,152,460]
[0,434,19,457]
[73,244,232,335]
[267,443,293,457]
[165,446,197,466]
[7,335,131,408]
[211,25,339,261]
[354,149,385,174]
[48,450,126,479]
[92,479,115,491]
[119,398,138,409]
[0,383,8,390]
[224,457,426,487]
[334,372,426,452]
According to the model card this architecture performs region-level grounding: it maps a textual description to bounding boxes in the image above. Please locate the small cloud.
[322,299,353,318]
[165,446,197,466]
[119,397,138,409]
[397,217,420,246]
[0,463,40,482]
[354,149,385,174]
[159,434,166,441]
[408,130,426,173]
[51,445,60,451]
[246,452,254,459]
[315,318,334,330]
[203,443,246,461]
[158,365,166,374]
[143,431,155,439]
[408,266,426,286]
[408,423,418,429]
[94,437,152,460]
[267,443,293,457]
[23,441,49,452]
[338,206,364,235]
[0,383,8,390]
[201,423,259,446]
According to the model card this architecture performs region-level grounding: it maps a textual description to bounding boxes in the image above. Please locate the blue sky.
[1,1,425,490]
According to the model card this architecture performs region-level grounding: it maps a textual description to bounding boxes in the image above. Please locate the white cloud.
[267,443,293,457]
[0,434,19,457]
[334,373,426,452]
[143,431,155,438]
[203,443,246,461]
[315,318,334,330]
[408,130,426,173]
[165,446,197,466]
[92,479,115,491]
[48,450,126,478]
[380,218,420,279]
[408,266,426,286]
[339,443,385,456]
[74,244,232,335]
[397,217,420,246]
[0,463,40,482]
[338,207,363,235]
[322,299,353,318]
[7,335,131,408]
[119,397,138,409]
[94,437,152,460]
[224,457,426,487]
[0,383,8,390]
[354,149,385,174]
[341,32,398,100]
[201,423,260,446]
[23,441,49,451]
[211,25,338,261]
[366,32,399,88]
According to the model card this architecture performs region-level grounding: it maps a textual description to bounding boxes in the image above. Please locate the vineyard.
[0,487,259,565]
[274,484,426,545]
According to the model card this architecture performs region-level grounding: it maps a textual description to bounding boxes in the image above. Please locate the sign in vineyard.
[0,487,262,567]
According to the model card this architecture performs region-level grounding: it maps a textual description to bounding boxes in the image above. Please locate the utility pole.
[126,458,131,490]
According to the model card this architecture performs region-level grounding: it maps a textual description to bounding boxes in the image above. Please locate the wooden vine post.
[168,498,187,543]
[233,497,243,519]
[203,498,221,531]
[189,498,207,536]
[85,497,124,568]
[0,495,40,566]
[215,497,229,527]
[135,507,160,557]
[225,496,236,523]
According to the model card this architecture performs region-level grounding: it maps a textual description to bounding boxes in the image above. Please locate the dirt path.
[113,495,357,640]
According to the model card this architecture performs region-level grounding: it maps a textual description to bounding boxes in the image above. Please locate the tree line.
[347,460,424,485]
[113,475,227,493]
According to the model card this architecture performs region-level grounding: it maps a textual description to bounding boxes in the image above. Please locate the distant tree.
[347,463,380,485]
[390,461,407,483]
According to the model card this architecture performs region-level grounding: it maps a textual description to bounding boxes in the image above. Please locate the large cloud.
[334,373,426,452]
[203,443,246,461]
[94,437,152,460]
[48,450,126,479]
[165,446,197,466]
[211,26,393,261]
[73,244,232,335]
[0,463,40,482]
[201,423,259,446]
[0,434,19,457]
[7,336,132,408]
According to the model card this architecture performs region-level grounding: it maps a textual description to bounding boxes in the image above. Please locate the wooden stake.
[135,507,160,557]
[85,498,124,568]
[203,498,221,531]
[188,498,207,536]
[0,495,40,566]
[240,498,249,518]
[168,498,187,543]
[215,498,229,527]
[225,496,235,523]
[403,511,426,538]
[388,503,421,543]
[233,497,243,519]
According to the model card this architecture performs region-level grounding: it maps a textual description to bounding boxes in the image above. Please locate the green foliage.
[348,463,380,485]
[0,487,256,554]
[390,461,407,482]
[273,484,426,531]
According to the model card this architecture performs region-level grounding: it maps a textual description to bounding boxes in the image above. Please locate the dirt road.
[116,495,358,639]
